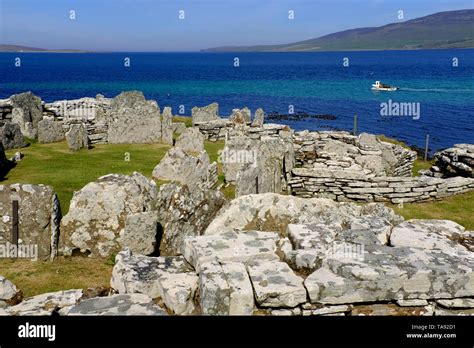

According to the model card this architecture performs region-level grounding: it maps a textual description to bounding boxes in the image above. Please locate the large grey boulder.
[61,294,167,316]
[156,183,226,256]
[0,122,26,149]
[60,172,158,257]
[0,184,61,260]
[111,249,198,315]
[37,118,66,144]
[10,92,43,139]
[204,193,401,236]
[65,123,88,151]
[174,127,204,153]
[161,106,174,145]
[0,276,22,308]
[152,147,211,187]
[107,91,162,144]
[192,102,219,125]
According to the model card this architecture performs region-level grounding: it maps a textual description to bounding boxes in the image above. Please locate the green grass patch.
[3,141,171,214]
[0,257,113,298]
[2,140,228,214]
[412,158,434,176]
[172,116,192,128]
[391,190,474,230]
[377,135,411,150]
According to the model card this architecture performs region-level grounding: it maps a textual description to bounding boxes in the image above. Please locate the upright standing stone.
[241,107,251,123]
[10,92,43,139]
[107,91,162,144]
[192,103,219,125]
[229,109,246,125]
[161,107,174,145]
[174,127,204,153]
[251,108,264,127]
[37,118,67,144]
[66,123,88,151]
[0,122,26,149]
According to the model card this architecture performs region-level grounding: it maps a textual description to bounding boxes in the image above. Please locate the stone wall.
[293,131,417,177]
[288,169,474,203]
[198,120,291,142]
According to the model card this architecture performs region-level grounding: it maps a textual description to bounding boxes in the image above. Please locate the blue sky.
[0,0,472,51]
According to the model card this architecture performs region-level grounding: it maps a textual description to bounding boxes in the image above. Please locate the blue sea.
[1,50,473,152]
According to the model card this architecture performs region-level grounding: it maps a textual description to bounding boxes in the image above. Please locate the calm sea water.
[1,50,473,152]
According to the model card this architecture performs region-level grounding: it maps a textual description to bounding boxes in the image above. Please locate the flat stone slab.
[435,298,474,309]
[111,249,198,315]
[4,289,83,316]
[390,219,468,255]
[247,260,307,308]
[199,261,254,315]
[184,230,280,272]
[61,294,167,316]
[305,245,474,304]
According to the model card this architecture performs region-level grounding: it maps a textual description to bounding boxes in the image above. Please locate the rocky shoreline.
[0,91,473,316]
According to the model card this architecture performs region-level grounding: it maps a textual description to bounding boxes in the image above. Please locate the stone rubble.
[110,249,197,315]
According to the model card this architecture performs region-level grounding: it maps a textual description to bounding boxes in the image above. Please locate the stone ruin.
[422,144,474,178]
[1,94,474,317]
[1,91,187,152]
[287,131,474,203]
[3,191,473,316]
[189,103,474,203]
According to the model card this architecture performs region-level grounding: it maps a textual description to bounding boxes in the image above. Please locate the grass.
[412,158,434,176]
[392,190,474,230]
[0,257,113,298]
[3,141,171,214]
[172,116,192,128]
[3,139,228,213]
[377,134,434,176]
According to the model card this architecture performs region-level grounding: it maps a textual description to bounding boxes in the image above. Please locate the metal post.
[353,114,357,136]
[12,200,19,251]
[255,176,259,194]
[424,134,430,162]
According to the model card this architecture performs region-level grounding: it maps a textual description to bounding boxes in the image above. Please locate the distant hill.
[204,9,474,52]
[0,44,87,53]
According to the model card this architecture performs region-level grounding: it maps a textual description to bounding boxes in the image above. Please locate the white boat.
[371,81,398,91]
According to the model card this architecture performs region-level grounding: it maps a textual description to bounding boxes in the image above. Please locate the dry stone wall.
[288,169,474,203]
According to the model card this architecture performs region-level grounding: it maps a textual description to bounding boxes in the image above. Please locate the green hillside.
[204,9,474,52]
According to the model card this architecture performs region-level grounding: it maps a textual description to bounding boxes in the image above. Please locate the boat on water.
[371,81,399,91]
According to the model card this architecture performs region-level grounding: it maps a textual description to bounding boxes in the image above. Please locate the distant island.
[203,9,474,52]
[0,45,87,53]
